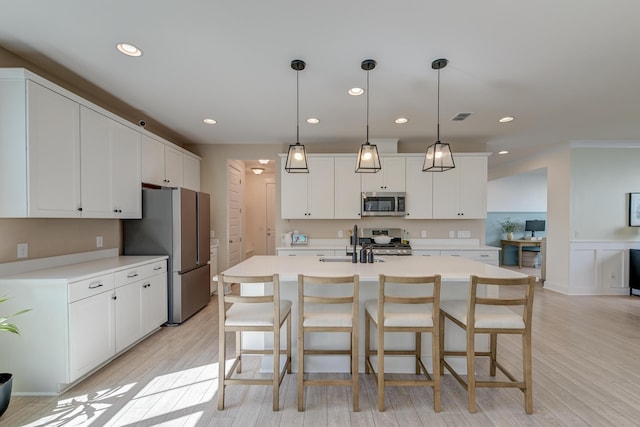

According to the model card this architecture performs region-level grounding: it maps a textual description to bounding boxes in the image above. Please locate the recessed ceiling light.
[395,117,409,124]
[499,116,515,123]
[116,43,142,57]
[348,87,364,96]
[498,150,509,155]
[306,118,320,124]
[203,118,217,124]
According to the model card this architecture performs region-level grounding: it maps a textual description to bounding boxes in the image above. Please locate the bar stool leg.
[467,327,477,413]
[524,331,533,414]
[218,328,226,410]
[490,333,497,376]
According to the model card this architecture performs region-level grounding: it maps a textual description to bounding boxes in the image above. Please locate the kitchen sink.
[319,256,384,263]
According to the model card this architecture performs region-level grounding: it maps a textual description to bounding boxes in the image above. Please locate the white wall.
[571,147,640,241]
[487,171,547,212]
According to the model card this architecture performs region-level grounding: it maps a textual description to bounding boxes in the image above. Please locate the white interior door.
[227,161,244,268]
[266,182,276,255]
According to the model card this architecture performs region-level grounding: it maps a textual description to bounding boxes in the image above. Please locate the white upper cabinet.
[432,156,488,219]
[334,156,362,219]
[0,78,82,217]
[141,136,192,189]
[405,156,433,219]
[281,157,335,219]
[164,145,184,187]
[111,122,141,218]
[183,154,201,191]
[361,156,406,192]
[80,107,141,218]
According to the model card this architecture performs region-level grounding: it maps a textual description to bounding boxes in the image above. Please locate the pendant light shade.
[356,59,381,173]
[423,58,455,172]
[285,59,309,173]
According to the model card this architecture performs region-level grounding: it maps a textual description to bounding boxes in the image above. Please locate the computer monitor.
[525,220,545,237]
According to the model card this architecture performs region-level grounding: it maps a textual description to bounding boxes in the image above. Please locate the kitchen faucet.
[352,224,358,263]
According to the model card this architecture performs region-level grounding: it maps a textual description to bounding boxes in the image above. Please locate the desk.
[501,239,542,268]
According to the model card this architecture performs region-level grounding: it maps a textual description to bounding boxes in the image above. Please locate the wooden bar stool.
[365,274,442,412]
[440,275,536,414]
[297,274,359,412]
[217,274,292,411]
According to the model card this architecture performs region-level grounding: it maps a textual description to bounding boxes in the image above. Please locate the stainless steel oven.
[361,192,406,217]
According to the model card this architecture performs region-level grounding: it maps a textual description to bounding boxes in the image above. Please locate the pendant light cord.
[366,68,370,144]
[436,67,440,143]
[296,68,300,144]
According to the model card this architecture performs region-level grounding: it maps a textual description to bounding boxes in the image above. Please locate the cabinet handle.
[112,295,117,300]
[77,207,83,212]
[89,281,103,289]
[143,282,151,288]
[127,272,139,278]
[153,266,163,270]
[480,254,489,257]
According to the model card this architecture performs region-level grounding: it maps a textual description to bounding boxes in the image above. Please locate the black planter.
[0,373,12,417]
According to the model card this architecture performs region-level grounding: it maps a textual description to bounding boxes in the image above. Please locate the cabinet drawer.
[69,273,115,303]
[115,260,167,287]
[441,250,498,261]
[412,250,441,256]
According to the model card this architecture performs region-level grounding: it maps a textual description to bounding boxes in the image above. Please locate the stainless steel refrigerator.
[123,187,211,324]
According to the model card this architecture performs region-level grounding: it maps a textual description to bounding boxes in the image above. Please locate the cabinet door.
[69,291,115,381]
[112,122,141,218]
[381,157,406,192]
[432,163,462,218]
[334,157,361,219]
[183,155,201,191]
[141,135,165,186]
[281,162,309,219]
[27,81,81,217]
[307,157,335,218]
[361,156,406,192]
[115,281,143,353]
[80,106,114,217]
[164,146,184,187]
[405,157,433,219]
[141,273,168,335]
[458,156,487,218]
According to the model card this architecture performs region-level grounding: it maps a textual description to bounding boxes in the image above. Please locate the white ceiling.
[2,1,640,168]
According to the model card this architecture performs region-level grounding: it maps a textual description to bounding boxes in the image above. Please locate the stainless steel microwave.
[361,192,406,217]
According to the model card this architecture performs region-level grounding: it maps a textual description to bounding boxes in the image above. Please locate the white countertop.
[0,255,168,283]
[222,255,525,283]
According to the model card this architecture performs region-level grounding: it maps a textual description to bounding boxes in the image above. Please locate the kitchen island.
[221,255,527,374]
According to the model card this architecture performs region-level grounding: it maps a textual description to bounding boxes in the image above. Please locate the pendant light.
[423,58,455,172]
[355,59,381,173]
[285,59,309,173]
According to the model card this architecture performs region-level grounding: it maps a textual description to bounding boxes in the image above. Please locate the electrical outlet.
[458,230,471,238]
[17,243,28,258]
[338,230,343,238]
[449,230,455,238]
[421,230,427,238]
[96,236,104,248]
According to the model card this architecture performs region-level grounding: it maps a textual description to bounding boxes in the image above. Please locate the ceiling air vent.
[451,112,472,121]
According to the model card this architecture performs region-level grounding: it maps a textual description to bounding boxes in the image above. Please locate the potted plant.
[498,218,521,240]
[0,297,30,418]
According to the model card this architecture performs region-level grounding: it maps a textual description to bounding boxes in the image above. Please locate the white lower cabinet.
[277,249,337,256]
[69,281,116,381]
[0,256,168,394]
[412,249,499,266]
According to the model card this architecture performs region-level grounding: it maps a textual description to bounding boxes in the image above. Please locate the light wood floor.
[4,279,640,427]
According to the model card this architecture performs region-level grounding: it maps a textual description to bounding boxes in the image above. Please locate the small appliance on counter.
[291,231,308,245]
